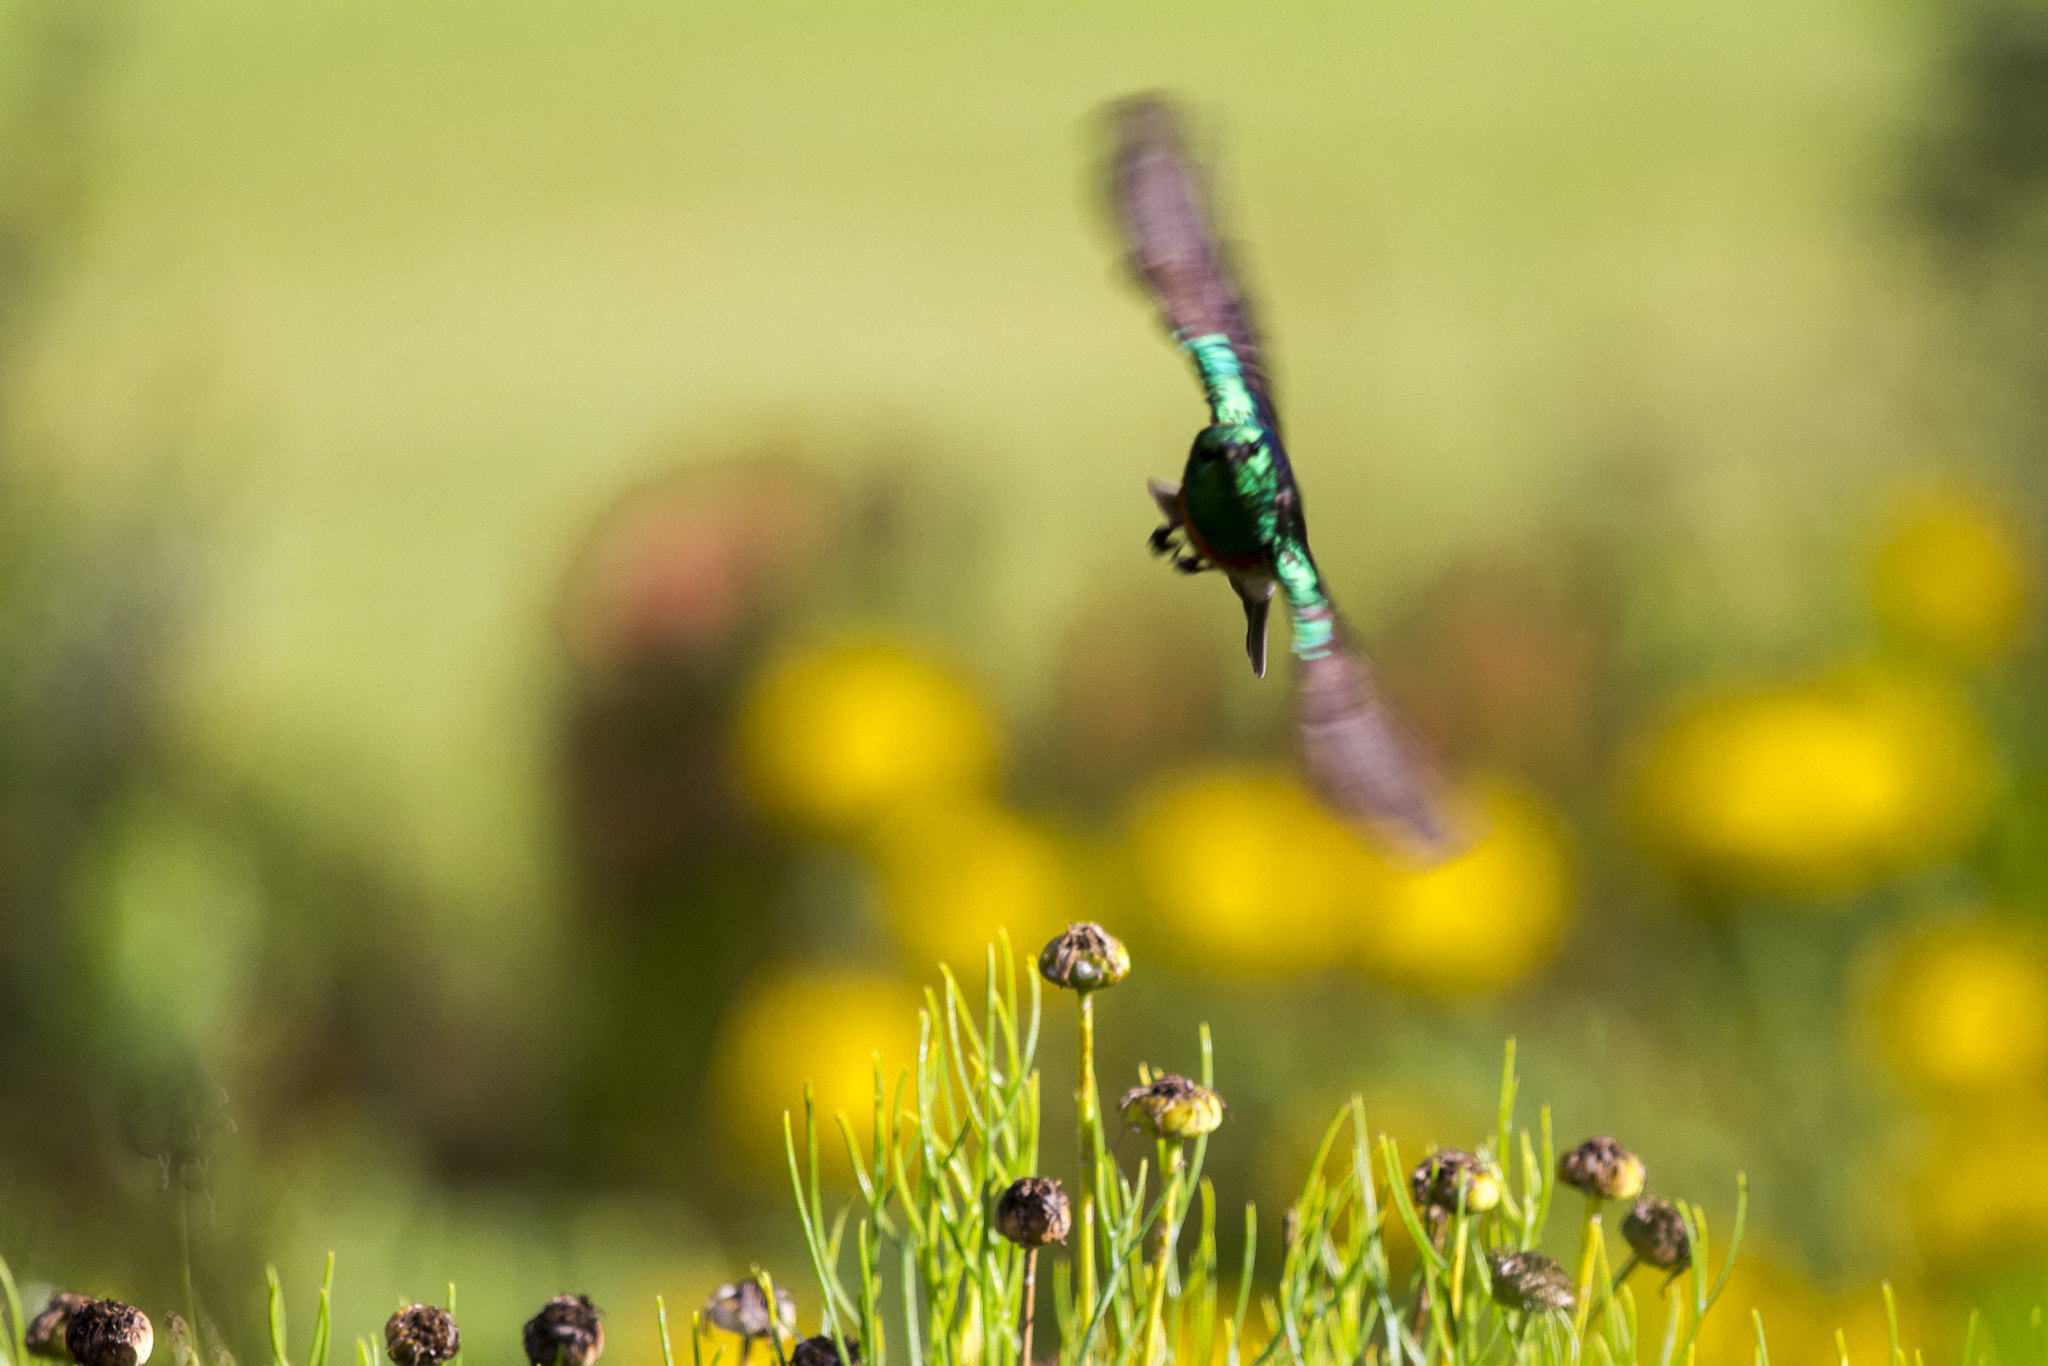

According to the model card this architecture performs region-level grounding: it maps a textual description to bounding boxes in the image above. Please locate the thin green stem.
[1077,990,1102,1360]
[1571,1198,1602,1339]
[1144,1143,1186,1366]
[1020,1247,1040,1366]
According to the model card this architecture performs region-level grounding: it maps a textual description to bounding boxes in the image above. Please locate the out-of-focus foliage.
[6,1,2048,1364]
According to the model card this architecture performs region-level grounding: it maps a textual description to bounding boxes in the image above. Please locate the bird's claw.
[1150,523,1209,575]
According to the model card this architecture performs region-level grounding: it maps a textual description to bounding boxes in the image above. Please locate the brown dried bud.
[1622,1196,1692,1272]
[384,1306,459,1366]
[1487,1250,1575,1314]
[995,1177,1072,1247]
[789,1336,860,1366]
[1557,1136,1645,1202]
[1119,1074,1223,1140]
[65,1302,153,1366]
[1409,1149,1502,1215]
[27,1293,93,1359]
[1038,924,1130,992]
[523,1296,605,1366]
[702,1281,795,1340]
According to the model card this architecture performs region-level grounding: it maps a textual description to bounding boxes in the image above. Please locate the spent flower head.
[1558,1135,1645,1202]
[1409,1148,1502,1215]
[995,1176,1072,1247]
[1119,1073,1223,1140]
[789,1337,860,1366]
[1622,1196,1692,1272]
[65,1303,152,1366]
[1039,923,1130,992]
[703,1280,796,1340]
[28,1293,93,1360]
[1487,1250,1575,1314]
[385,1307,459,1366]
[522,1296,604,1366]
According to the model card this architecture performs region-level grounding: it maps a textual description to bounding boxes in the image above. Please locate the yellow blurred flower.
[1910,1099,2048,1267]
[871,798,1072,972]
[1676,1257,1946,1366]
[737,640,1000,837]
[1874,918,2048,1095]
[1872,485,2030,661]
[1128,766,1378,974]
[1634,671,1991,893]
[713,969,921,1175]
[1356,780,1570,997]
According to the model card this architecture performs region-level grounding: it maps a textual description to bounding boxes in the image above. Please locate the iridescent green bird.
[1107,95,1456,853]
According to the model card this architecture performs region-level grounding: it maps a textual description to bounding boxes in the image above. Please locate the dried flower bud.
[995,1177,1072,1247]
[1118,1074,1223,1140]
[523,1296,605,1366]
[789,1336,860,1366]
[1487,1250,1575,1314]
[65,1302,153,1366]
[1557,1135,1645,1202]
[1622,1196,1691,1272]
[384,1306,459,1366]
[1409,1149,1502,1215]
[28,1293,93,1359]
[703,1281,795,1340]
[1038,923,1130,992]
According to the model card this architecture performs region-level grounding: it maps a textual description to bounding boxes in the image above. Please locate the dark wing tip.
[1096,92,1278,426]
[1295,644,1469,862]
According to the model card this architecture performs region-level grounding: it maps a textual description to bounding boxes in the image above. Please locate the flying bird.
[1106,94,1458,855]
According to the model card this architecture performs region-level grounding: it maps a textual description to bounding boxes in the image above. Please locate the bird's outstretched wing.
[1297,641,1463,858]
[1106,95,1278,433]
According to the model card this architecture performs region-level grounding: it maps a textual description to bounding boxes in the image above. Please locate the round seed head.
[702,1281,795,1340]
[27,1293,94,1359]
[1557,1135,1645,1202]
[523,1296,604,1366]
[1118,1074,1223,1140]
[995,1177,1072,1248]
[1408,1149,1502,1215]
[64,1302,153,1366]
[1487,1250,1575,1315]
[1038,923,1130,992]
[789,1336,861,1366]
[385,1306,459,1366]
[1622,1196,1692,1272]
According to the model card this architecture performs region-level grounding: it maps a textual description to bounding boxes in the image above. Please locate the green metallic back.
[1180,333,1336,660]
[1179,441,1266,564]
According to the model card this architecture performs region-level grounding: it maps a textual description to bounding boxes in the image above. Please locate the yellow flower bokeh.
[1676,1257,1947,1366]
[1872,485,2030,661]
[1128,766,1380,975]
[737,640,1000,838]
[1356,780,1570,997]
[1128,766,1568,994]
[713,969,922,1176]
[871,798,1073,973]
[1910,1100,2048,1267]
[1635,671,1992,893]
[1874,918,2048,1095]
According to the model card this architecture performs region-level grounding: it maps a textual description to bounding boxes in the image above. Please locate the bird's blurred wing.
[1106,95,1278,430]
[1296,641,1464,860]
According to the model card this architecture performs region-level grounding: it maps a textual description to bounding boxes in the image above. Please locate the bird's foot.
[1150,523,1210,574]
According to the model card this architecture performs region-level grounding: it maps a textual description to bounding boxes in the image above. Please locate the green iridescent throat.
[1178,332,1336,661]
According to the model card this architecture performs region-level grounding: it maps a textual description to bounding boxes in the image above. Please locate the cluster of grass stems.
[0,937,1996,1366]
[781,937,1746,1366]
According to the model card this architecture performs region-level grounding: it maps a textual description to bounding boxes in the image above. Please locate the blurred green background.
[4,0,2048,1362]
